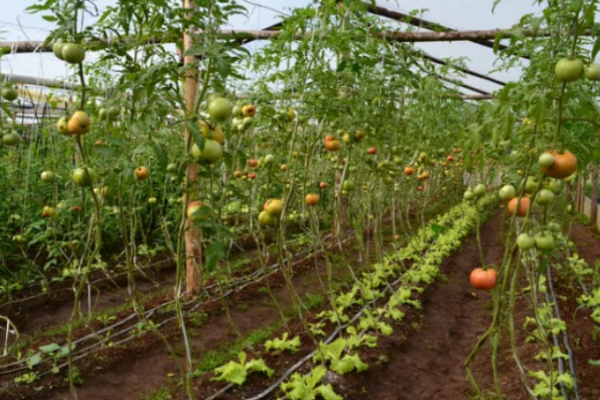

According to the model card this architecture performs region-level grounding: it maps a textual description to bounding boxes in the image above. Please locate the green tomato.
[473,184,487,197]
[525,177,538,194]
[108,106,121,118]
[464,190,475,201]
[535,232,555,252]
[167,163,178,173]
[555,58,584,82]
[538,153,555,168]
[547,179,562,193]
[61,43,86,64]
[342,180,356,191]
[72,167,97,187]
[548,222,562,232]
[208,98,233,122]
[232,105,243,118]
[499,185,516,201]
[1,87,18,101]
[2,132,20,146]
[263,154,275,165]
[192,140,223,164]
[242,116,254,127]
[41,171,56,183]
[536,188,555,206]
[52,42,65,60]
[585,63,600,80]
[517,233,535,250]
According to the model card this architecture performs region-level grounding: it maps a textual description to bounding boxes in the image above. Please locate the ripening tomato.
[242,104,256,117]
[258,211,276,226]
[324,139,341,152]
[280,164,288,172]
[68,111,91,135]
[540,151,577,179]
[72,206,81,212]
[404,167,414,176]
[447,156,454,162]
[42,206,56,218]
[305,194,319,206]
[135,166,149,180]
[417,186,423,191]
[319,182,328,189]
[187,201,209,222]
[264,199,284,217]
[248,159,258,168]
[470,268,497,290]
[507,197,530,217]
[367,147,377,155]
[248,173,256,180]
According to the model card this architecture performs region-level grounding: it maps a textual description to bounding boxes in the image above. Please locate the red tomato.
[470,268,498,290]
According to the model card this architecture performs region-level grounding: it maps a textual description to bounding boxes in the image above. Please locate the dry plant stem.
[475,199,486,268]
[275,225,310,336]
[547,263,580,400]
[308,207,343,329]
[216,268,242,339]
[509,254,536,398]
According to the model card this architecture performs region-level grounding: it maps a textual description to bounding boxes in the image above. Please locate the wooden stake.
[183,0,201,295]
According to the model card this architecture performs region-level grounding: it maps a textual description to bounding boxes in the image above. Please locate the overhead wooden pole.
[2,27,597,54]
[362,2,513,54]
[182,0,201,296]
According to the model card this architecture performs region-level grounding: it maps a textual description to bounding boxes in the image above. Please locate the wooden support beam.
[454,94,493,100]
[1,27,593,54]
[362,2,512,54]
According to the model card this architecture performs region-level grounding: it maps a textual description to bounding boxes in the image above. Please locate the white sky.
[0,0,544,95]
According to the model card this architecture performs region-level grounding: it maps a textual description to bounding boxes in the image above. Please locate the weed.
[188,311,208,328]
[304,292,324,309]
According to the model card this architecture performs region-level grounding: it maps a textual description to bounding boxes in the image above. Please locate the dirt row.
[193,211,600,400]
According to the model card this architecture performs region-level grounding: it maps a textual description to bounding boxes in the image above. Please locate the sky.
[0,0,544,95]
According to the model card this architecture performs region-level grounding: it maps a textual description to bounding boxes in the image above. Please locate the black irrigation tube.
[0,233,354,391]
[0,258,174,309]
[0,212,265,308]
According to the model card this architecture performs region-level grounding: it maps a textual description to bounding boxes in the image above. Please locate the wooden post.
[183,0,201,295]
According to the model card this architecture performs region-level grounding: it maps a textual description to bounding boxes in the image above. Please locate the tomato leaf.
[151,140,167,171]
[188,121,205,150]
